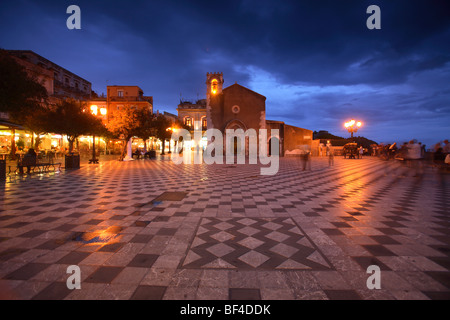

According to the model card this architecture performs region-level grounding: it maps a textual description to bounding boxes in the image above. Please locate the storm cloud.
[1,0,449,146]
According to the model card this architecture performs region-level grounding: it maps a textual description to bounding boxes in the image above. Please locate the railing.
[108,96,150,102]
[54,80,90,94]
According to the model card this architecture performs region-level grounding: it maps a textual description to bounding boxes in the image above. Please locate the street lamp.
[344,119,362,138]
[88,105,104,164]
[166,127,175,154]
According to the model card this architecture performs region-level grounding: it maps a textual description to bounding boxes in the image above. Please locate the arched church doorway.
[224,119,247,156]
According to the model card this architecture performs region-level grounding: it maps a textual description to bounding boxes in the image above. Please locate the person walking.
[327,142,334,166]
[359,146,364,159]
[300,145,311,171]
[407,140,422,177]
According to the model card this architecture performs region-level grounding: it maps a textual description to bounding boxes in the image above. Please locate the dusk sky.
[1,0,449,147]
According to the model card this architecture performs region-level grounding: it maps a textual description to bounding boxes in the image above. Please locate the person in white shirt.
[406,140,423,176]
[359,146,364,159]
[327,142,334,166]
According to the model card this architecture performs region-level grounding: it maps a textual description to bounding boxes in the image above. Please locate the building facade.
[87,86,153,154]
[89,85,153,125]
[1,50,93,154]
[107,85,153,116]
[7,50,92,102]
[177,99,207,131]
[177,72,312,156]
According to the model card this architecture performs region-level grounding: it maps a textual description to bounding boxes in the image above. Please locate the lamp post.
[166,127,173,154]
[344,119,362,138]
[89,135,99,164]
[88,104,104,164]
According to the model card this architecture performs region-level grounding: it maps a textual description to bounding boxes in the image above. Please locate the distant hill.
[348,136,379,149]
[313,130,378,149]
[313,130,344,140]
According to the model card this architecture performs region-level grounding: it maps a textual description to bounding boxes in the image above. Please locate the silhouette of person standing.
[300,145,311,171]
[327,142,334,166]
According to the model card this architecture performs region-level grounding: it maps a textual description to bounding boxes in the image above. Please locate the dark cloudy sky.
[1,0,449,146]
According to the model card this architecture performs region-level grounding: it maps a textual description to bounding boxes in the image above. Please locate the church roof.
[223,83,266,100]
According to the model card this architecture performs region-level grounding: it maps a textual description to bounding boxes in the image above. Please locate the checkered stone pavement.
[182,217,331,270]
[183,218,330,270]
[0,155,449,300]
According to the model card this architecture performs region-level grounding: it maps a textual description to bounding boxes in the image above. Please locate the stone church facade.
[177,72,312,156]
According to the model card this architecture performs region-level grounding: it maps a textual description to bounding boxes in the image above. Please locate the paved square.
[0,155,449,300]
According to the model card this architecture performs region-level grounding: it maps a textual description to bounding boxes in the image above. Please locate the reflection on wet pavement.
[72,226,123,245]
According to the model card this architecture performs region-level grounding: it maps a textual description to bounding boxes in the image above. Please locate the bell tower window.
[206,72,223,97]
[211,79,218,95]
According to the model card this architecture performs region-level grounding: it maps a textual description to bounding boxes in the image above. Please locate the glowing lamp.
[344,119,363,138]
[90,105,98,115]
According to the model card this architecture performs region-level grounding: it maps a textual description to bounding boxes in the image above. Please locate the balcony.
[108,96,151,102]
[54,80,91,95]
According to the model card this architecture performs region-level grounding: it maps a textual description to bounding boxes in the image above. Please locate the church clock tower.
[206,72,224,97]
[206,72,224,129]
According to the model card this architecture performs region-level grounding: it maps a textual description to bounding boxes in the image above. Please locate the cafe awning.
[0,119,25,131]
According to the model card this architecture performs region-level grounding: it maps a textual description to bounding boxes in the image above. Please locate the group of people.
[301,142,339,170]
[394,140,425,161]
[132,148,144,159]
[302,139,450,175]
[433,140,450,163]
[0,145,10,153]
[132,148,156,159]
[383,139,450,176]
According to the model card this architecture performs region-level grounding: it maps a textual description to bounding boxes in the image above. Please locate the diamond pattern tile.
[181,217,331,270]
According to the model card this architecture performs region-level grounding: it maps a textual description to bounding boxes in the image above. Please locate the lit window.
[211,79,218,94]
[118,90,124,97]
[185,117,192,127]
[90,105,98,115]
[202,117,207,128]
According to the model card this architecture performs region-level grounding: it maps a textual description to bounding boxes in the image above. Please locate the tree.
[21,108,54,150]
[135,109,156,153]
[152,114,174,155]
[0,49,48,122]
[106,105,150,159]
[50,99,106,153]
